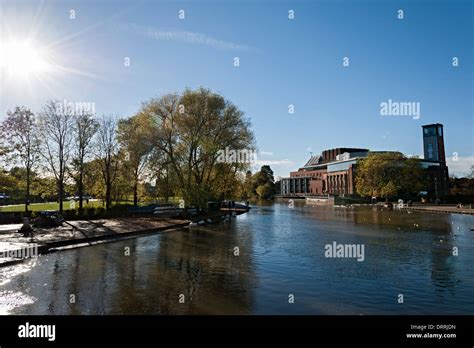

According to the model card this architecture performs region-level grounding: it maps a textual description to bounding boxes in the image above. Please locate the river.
[1,201,473,315]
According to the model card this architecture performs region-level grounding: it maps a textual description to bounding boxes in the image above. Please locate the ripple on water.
[0,290,36,314]
[0,258,37,286]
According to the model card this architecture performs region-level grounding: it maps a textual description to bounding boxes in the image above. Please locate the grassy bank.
[0,200,104,212]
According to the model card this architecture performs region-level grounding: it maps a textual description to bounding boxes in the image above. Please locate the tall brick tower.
[422,123,449,197]
[422,123,446,163]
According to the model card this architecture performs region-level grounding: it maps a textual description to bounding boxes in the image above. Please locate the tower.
[422,123,449,198]
[422,124,446,162]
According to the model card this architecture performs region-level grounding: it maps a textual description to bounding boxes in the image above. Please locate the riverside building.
[279,124,449,198]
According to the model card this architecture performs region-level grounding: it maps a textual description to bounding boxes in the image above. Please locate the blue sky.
[0,0,472,177]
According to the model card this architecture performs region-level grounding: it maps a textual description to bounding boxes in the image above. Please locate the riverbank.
[405,204,474,215]
[277,196,474,215]
[0,209,247,267]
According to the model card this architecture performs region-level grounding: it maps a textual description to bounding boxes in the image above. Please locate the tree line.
[0,88,276,214]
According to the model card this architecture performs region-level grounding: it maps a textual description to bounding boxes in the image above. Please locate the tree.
[256,165,275,186]
[95,116,119,209]
[1,106,41,213]
[243,170,254,199]
[256,183,273,200]
[72,111,98,211]
[82,159,105,202]
[243,166,276,200]
[154,165,179,202]
[38,100,74,213]
[355,153,425,199]
[143,88,256,208]
[253,166,276,199]
[32,176,57,203]
[111,161,134,204]
[117,113,154,206]
[0,167,17,198]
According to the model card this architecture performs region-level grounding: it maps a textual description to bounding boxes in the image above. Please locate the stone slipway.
[0,208,249,267]
[0,217,191,267]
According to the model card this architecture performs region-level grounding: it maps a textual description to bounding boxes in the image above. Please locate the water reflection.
[0,202,473,315]
[0,223,257,315]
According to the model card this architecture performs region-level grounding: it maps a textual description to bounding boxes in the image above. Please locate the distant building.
[279,124,449,198]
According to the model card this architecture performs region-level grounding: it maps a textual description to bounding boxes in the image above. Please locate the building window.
[438,126,442,136]
[424,127,435,136]
[427,143,434,159]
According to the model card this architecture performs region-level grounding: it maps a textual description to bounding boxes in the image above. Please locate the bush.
[95,207,106,218]
[85,207,96,219]
[106,204,133,218]
[0,212,22,224]
[62,209,78,221]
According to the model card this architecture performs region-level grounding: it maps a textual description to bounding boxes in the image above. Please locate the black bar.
[0,315,472,346]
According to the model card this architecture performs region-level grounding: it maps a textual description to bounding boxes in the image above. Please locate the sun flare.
[0,40,51,79]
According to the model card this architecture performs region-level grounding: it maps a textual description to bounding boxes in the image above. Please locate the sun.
[0,40,51,79]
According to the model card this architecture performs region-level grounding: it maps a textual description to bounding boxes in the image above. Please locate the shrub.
[95,207,106,218]
[106,204,132,218]
[85,207,96,219]
[62,209,78,221]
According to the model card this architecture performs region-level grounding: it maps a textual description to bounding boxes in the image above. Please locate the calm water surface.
[1,202,473,315]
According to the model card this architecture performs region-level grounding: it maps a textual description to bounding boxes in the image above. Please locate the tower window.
[424,127,435,136]
[427,143,434,159]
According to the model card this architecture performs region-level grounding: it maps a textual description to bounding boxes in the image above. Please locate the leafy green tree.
[256,183,273,200]
[252,166,276,199]
[117,113,154,206]
[112,157,134,204]
[32,176,57,202]
[153,165,179,202]
[355,153,426,199]
[8,167,30,201]
[241,166,276,200]
[256,165,275,186]
[143,88,256,209]
[0,167,18,198]
[83,159,106,202]
[243,170,254,199]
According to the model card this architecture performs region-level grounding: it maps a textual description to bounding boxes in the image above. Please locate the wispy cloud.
[260,151,274,156]
[254,159,295,167]
[128,24,253,51]
[446,156,474,177]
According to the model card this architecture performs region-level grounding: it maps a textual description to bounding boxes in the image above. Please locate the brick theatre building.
[279,124,449,198]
